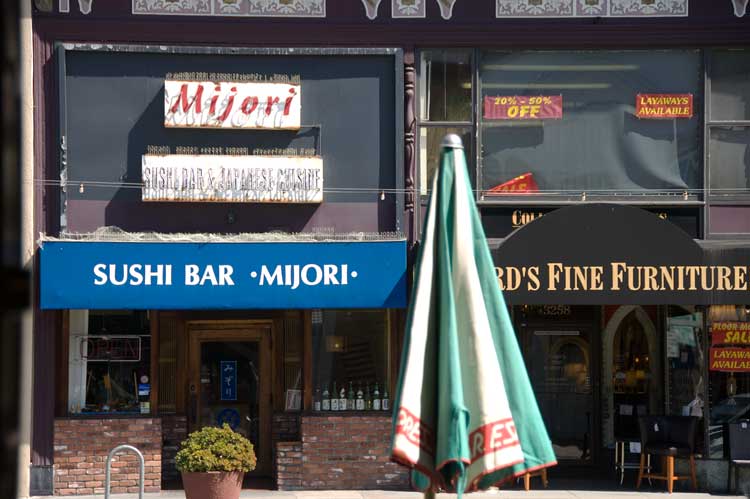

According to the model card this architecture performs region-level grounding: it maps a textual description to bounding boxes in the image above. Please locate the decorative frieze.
[496,0,687,17]
[436,0,457,18]
[361,0,382,19]
[133,0,325,17]
[392,0,426,17]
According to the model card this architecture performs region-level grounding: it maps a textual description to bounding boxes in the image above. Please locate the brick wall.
[297,414,409,490]
[272,413,300,443]
[275,442,303,490]
[161,415,187,484]
[54,418,161,496]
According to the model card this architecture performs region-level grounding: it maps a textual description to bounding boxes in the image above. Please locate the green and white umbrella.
[391,134,556,496]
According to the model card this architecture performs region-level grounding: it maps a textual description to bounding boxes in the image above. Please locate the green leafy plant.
[175,424,256,473]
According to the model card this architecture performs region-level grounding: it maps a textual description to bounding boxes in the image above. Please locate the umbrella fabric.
[391,136,556,495]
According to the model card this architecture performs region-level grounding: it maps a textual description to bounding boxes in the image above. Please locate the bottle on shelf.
[356,381,365,411]
[347,381,355,411]
[322,383,330,411]
[365,382,372,411]
[339,383,347,411]
[382,384,390,411]
[372,382,381,411]
[314,386,322,412]
[331,381,339,411]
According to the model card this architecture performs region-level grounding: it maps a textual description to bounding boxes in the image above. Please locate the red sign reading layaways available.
[712,322,750,346]
[710,347,750,372]
[636,94,693,119]
[484,95,563,120]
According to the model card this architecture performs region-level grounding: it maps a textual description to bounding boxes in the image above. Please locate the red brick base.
[274,414,409,490]
[54,418,162,496]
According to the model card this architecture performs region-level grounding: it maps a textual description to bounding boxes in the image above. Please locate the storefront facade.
[28,0,750,496]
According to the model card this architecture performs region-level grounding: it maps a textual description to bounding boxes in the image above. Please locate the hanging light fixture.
[361,0,382,19]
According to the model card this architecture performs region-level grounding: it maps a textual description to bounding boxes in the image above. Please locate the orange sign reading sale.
[484,95,563,120]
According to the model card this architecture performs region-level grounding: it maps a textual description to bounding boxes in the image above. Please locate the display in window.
[483,95,563,120]
[486,172,539,194]
[68,310,151,415]
[635,94,693,119]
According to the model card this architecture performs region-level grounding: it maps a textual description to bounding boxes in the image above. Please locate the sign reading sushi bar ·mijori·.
[143,78,323,203]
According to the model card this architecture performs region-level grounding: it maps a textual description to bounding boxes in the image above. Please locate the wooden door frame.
[186,320,274,477]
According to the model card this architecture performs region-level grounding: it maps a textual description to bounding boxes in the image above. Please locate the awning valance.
[40,239,406,310]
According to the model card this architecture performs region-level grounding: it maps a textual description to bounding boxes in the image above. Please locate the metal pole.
[105,444,145,499]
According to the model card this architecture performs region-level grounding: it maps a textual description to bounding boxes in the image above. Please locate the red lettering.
[170,83,204,114]
[266,96,280,116]
[240,96,259,115]
[284,88,298,116]
[218,86,237,123]
[209,85,222,116]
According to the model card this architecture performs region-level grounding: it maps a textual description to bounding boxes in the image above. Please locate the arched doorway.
[601,306,662,447]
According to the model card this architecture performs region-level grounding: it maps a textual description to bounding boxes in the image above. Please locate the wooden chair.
[636,415,698,493]
[727,420,750,494]
[523,468,549,491]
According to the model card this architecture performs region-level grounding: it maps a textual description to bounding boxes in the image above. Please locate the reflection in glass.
[710,51,750,122]
[312,310,389,410]
[707,306,750,458]
[420,50,472,122]
[419,126,473,195]
[480,51,702,197]
[709,126,750,195]
[199,342,260,451]
[526,329,593,462]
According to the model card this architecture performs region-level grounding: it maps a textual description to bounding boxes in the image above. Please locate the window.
[418,49,474,195]
[706,306,750,458]
[311,310,390,409]
[479,50,702,200]
[68,310,151,415]
[708,50,750,200]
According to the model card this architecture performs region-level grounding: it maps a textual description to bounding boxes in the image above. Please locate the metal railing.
[105,444,144,499]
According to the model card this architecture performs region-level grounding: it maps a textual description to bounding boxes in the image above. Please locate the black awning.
[492,203,750,305]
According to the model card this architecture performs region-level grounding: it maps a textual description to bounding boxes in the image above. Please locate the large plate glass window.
[311,310,391,411]
[708,50,750,202]
[418,49,474,196]
[479,50,702,200]
[67,310,151,415]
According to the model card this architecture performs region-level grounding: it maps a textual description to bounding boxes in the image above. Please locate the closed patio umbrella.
[391,134,556,496]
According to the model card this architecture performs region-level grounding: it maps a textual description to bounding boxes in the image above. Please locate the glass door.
[523,327,596,464]
[188,323,272,477]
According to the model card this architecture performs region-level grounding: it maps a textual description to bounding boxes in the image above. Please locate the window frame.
[415,48,478,202]
[476,49,705,206]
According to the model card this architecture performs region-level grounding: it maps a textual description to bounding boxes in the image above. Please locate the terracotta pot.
[181,471,244,499]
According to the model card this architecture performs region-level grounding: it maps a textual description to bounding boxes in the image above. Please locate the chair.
[636,415,698,493]
[522,469,549,491]
[727,420,750,494]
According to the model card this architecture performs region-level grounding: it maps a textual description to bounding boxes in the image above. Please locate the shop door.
[521,326,599,465]
[188,322,272,477]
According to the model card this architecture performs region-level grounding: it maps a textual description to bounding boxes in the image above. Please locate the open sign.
[80,336,142,362]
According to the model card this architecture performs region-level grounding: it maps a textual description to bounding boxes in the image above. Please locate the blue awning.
[40,240,406,310]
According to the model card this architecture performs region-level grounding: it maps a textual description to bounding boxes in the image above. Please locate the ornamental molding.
[133,0,326,17]
[732,0,748,16]
[392,0,426,18]
[361,0,382,19]
[496,0,687,17]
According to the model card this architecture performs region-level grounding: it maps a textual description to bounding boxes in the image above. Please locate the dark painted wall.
[62,47,399,234]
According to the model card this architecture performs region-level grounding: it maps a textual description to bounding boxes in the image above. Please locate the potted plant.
[175,424,256,499]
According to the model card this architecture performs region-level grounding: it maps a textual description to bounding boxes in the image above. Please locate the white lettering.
[260,265,283,286]
[93,264,107,286]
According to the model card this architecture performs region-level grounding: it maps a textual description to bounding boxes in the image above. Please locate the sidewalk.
[29,489,749,499]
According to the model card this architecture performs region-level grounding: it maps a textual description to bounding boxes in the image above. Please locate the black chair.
[727,420,750,494]
[636,415,698,493]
